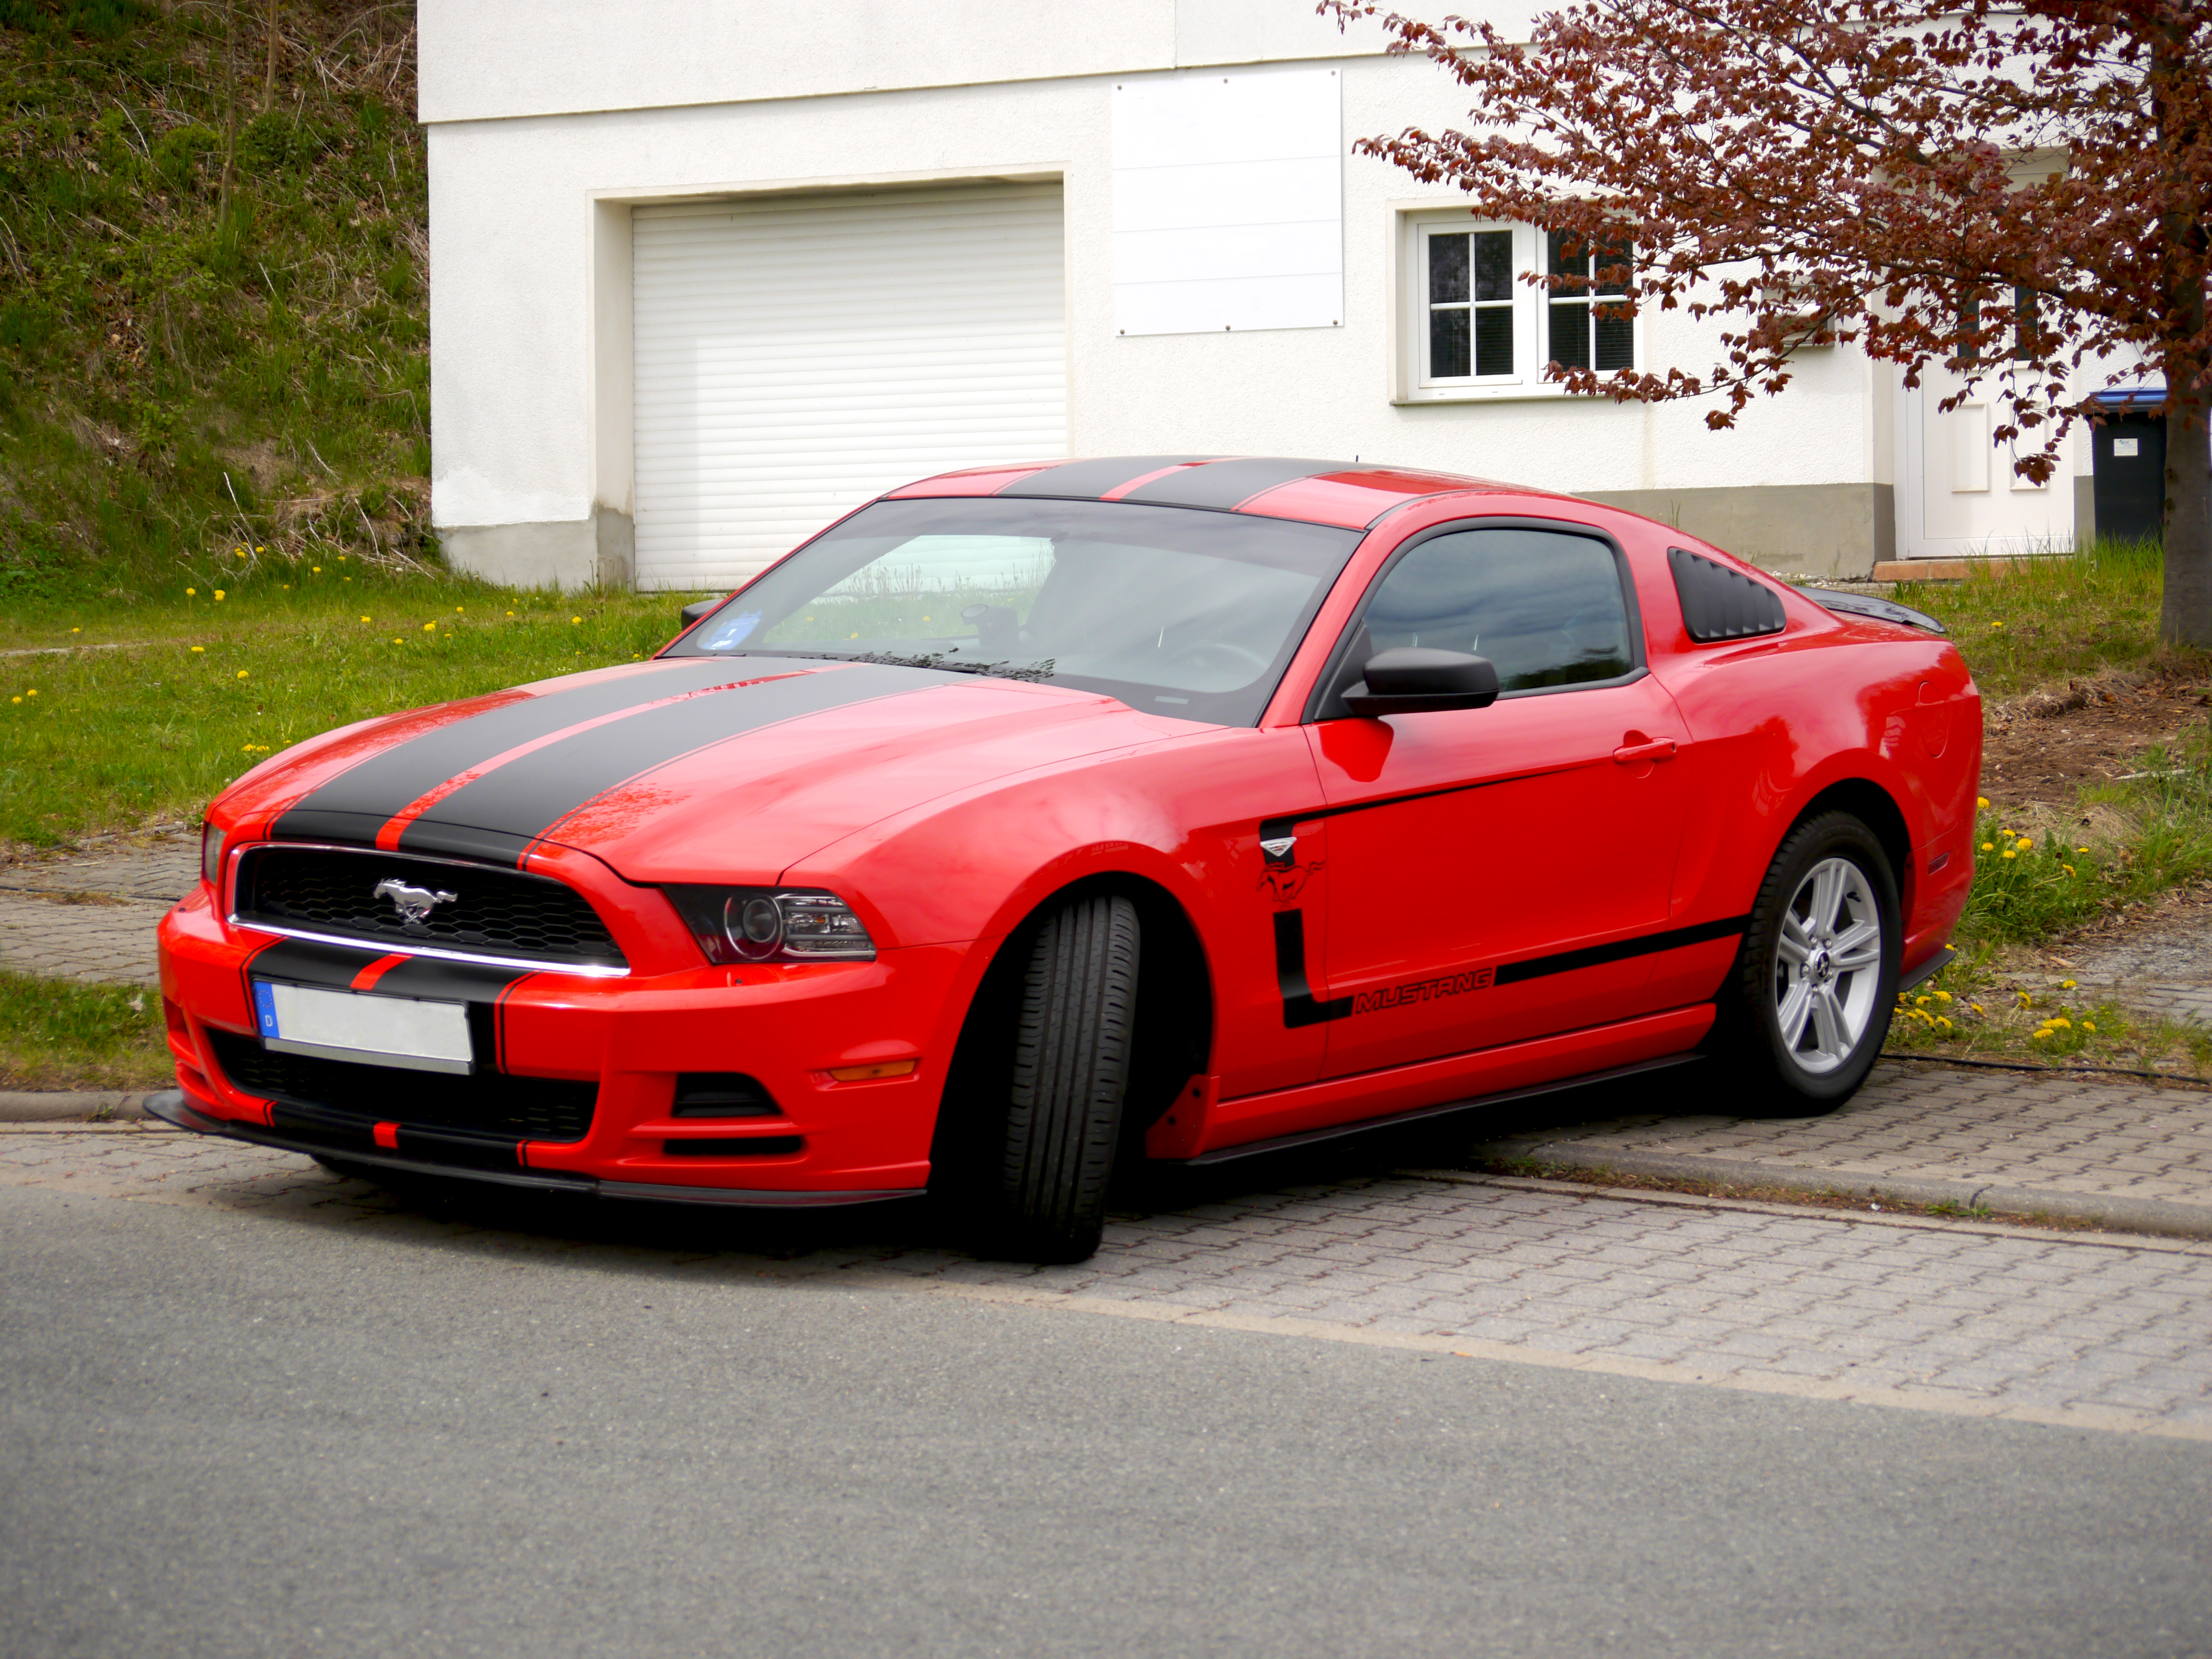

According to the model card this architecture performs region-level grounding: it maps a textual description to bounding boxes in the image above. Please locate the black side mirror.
[1343,647,1500,716]
[680,599,720,628]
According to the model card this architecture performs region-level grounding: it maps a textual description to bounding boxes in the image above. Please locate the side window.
[1323,527,1637,712]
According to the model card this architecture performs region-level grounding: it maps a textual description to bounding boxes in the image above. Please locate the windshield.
[665,496,1365,726]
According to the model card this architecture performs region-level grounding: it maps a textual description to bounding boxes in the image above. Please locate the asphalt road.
[4,1174,2209,1659]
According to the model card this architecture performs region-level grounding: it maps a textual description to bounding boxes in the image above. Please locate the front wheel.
[973,893,1141,1264]
[1711,812,1898,1115]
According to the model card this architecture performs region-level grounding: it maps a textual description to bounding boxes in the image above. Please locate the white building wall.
[421,0,1892,587]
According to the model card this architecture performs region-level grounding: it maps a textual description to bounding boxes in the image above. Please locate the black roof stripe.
[994,457,1212,499]
[1119,457,1355,511]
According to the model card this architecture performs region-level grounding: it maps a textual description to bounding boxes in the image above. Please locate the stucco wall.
[422,1,1886,588]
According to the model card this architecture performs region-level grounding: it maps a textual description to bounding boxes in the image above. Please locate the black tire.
[974,893,1141,1264]
[1708,811,1899,1117]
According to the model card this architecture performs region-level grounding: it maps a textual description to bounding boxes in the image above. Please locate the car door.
[1301,519,1693,1080]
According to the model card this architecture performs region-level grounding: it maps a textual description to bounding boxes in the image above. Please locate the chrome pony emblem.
[373,877,457,927]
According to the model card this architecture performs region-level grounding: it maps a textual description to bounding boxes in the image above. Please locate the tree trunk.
[2164,373,2212,649]
[2152,21,2212,650]
[261,0,277,114]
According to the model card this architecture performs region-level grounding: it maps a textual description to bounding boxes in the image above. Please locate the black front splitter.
[142,1091,926,1210]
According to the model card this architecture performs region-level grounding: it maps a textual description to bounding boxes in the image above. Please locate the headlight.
[200,822,226,890]
[663,886,877,964]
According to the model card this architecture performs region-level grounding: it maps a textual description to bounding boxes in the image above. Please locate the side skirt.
[1176,1052,1704,1167]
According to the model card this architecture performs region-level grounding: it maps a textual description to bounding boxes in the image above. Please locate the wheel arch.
[927,870,1216,1185]
[1788,777,1913,921]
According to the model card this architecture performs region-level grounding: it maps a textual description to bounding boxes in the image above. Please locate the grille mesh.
[206,1028,597,1142]
[238,846,624,967]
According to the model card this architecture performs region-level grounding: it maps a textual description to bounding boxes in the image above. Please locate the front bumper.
[143,1090,923,1207]
[157,881,964,1199]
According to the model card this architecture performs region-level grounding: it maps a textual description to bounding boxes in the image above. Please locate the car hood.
[225,657,1191,882]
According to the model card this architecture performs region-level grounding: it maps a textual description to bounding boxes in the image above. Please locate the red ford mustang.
[154,457,1979,1260]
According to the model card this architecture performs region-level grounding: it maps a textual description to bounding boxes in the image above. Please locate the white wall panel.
[630,182,1066,591]
[1112,67,1343,335]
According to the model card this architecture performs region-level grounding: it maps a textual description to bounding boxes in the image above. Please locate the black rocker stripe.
[1271,909,1751,1028]
[400,662,943,862]
[272,657,772,842]
[1257,766,1587,847]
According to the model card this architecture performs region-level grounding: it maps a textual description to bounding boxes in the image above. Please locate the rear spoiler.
[1791,585,1947,636]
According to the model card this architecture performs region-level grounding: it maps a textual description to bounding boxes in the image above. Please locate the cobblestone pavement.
[2060,903,2212,1023]
[6,1128,2207,1438]
[1479,1058,2212,1213]
[0,831,192,986]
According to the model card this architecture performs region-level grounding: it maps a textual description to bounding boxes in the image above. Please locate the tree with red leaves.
[1325,0,2212,645]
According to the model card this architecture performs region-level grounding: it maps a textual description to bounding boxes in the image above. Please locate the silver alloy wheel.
[1772,855,1884,1075]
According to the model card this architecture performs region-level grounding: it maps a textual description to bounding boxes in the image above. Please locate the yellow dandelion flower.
[2048,1017,2071,1029]
[1976,796,1990,808]
[2029,1027,2048,1039]
[70,627,79,634]
[214,589,226,601]
[360,616,371,624]
[1915,995,1931,1007]
[2016,838,2033,851]
[24,689,35,697]
[2001,850,2016,860]
[2063,864,2076,876]
[422,621,436,632]
[234,548,246,558]
[506,611,515,618]
[254,545,264,553]
[236,670,248,680]
[2076,845,2088,853]
[1982,842,1995,852]
[186,587,196,596]
[2061,979,2076,989]
[1935,990,1952,1003]
[1970,1003,1985,1014]
[1937,1016,1952,1029]
[2082,1021,2097,1033]
[455,606,464,614]
[312,566,322,573]
[571,616,581,625]
[191,646,204,653]
[1990,620,2004,628]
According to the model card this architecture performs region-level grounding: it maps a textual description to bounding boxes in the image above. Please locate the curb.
[1470,1136,2212,1241]
[0,1091,158,1123]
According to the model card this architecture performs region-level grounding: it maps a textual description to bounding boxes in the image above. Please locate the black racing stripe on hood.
[398,661,948,861]
[264,811,538,863]
[271,658,781,843]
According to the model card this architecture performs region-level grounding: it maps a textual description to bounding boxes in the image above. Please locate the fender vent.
[1669,547,1787,643]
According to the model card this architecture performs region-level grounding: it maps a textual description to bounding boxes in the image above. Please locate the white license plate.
[252,980,474,1075]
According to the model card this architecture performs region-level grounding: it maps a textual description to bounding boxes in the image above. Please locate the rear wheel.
[973,893,1141,1263]
[1711,812,1898,1116]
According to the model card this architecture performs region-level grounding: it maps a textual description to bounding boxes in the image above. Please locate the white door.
[631,181,1067,591]
[1899,369,2078,560]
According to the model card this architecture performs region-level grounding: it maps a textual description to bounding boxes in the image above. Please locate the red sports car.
[153,457,1979,1261]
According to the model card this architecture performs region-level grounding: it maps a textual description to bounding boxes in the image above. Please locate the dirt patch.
[1980,667,2212,809]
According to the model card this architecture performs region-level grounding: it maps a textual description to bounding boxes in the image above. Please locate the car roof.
[882,455,1566,531]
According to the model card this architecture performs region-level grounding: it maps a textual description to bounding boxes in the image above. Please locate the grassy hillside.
[0,0,430,615]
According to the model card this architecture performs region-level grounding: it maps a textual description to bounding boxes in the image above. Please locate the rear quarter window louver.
[1669,546,1788,643]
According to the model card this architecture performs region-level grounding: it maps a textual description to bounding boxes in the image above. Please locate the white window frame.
[1391,207,1643,405]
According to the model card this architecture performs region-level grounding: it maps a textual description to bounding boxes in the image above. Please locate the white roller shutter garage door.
[631,181,1067,590]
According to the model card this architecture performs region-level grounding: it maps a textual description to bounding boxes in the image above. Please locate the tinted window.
[664,496,1363,727]
[1353,527,1635,694]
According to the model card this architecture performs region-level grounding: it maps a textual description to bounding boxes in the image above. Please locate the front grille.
[206,1028,597,1142]
[238,846,625,968]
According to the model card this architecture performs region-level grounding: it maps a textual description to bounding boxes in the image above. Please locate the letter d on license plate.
[252,981,474,1075]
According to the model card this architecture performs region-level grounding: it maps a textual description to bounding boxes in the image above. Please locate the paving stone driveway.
[0,831,192,986]
[5,1129,2206,1437]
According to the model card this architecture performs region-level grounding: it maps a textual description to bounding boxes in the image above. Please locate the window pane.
[1545,228,1583,285]
[1474,304,1514,376]
[1595,237,1632,297]
[1473,230,1513,303]
[1358,527,1634,692]
[1429,233,1469,304]
[1594,303,1634,371]
[1430,305,1471,378]
[1549,300,1590,370]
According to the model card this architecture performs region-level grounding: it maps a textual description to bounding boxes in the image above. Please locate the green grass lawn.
[1887,538,2166,698]
[0,562,709,845]
[0,968,168,1091]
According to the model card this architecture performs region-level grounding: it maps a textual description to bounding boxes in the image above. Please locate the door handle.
[1613,738,1677,765]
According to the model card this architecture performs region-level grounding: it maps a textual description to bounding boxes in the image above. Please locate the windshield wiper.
[747,649,1059,684]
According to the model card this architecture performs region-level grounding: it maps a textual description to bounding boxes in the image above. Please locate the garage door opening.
[631,180,1068,591]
